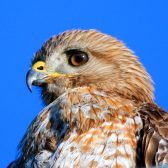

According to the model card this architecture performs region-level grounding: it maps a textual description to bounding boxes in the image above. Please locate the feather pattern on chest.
[18,86,142,168]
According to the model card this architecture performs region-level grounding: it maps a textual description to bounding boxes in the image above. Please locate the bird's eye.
[67,50,89,66]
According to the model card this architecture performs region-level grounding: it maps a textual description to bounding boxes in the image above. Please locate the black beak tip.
[26,69,33,93]
[27,84,32,92]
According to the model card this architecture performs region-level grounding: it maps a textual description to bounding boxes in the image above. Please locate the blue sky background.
[0,0,168,167]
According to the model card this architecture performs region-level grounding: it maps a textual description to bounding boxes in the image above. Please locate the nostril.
[37,66,44,70]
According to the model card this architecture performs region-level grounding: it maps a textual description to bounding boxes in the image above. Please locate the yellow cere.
[32,61,46,72]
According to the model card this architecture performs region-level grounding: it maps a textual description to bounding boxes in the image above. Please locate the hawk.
[8,30,168,168]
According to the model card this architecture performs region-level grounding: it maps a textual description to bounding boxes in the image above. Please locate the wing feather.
[7,96,69,168]
[137,103,168,167]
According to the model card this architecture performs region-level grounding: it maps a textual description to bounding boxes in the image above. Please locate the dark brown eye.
[67,50,89,66]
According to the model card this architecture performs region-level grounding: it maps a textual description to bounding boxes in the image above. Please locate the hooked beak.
[26,69,48,92]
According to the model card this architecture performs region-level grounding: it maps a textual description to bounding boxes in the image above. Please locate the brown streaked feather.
[15,97,69,167]
[137,103,168,167]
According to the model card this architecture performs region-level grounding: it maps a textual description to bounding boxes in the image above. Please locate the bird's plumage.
[138,103,168,167]
[8,30,168,168]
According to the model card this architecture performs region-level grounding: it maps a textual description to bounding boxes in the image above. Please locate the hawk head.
[26,30,154,104]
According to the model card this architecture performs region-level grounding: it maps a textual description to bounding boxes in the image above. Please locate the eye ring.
[68,51,89,66]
